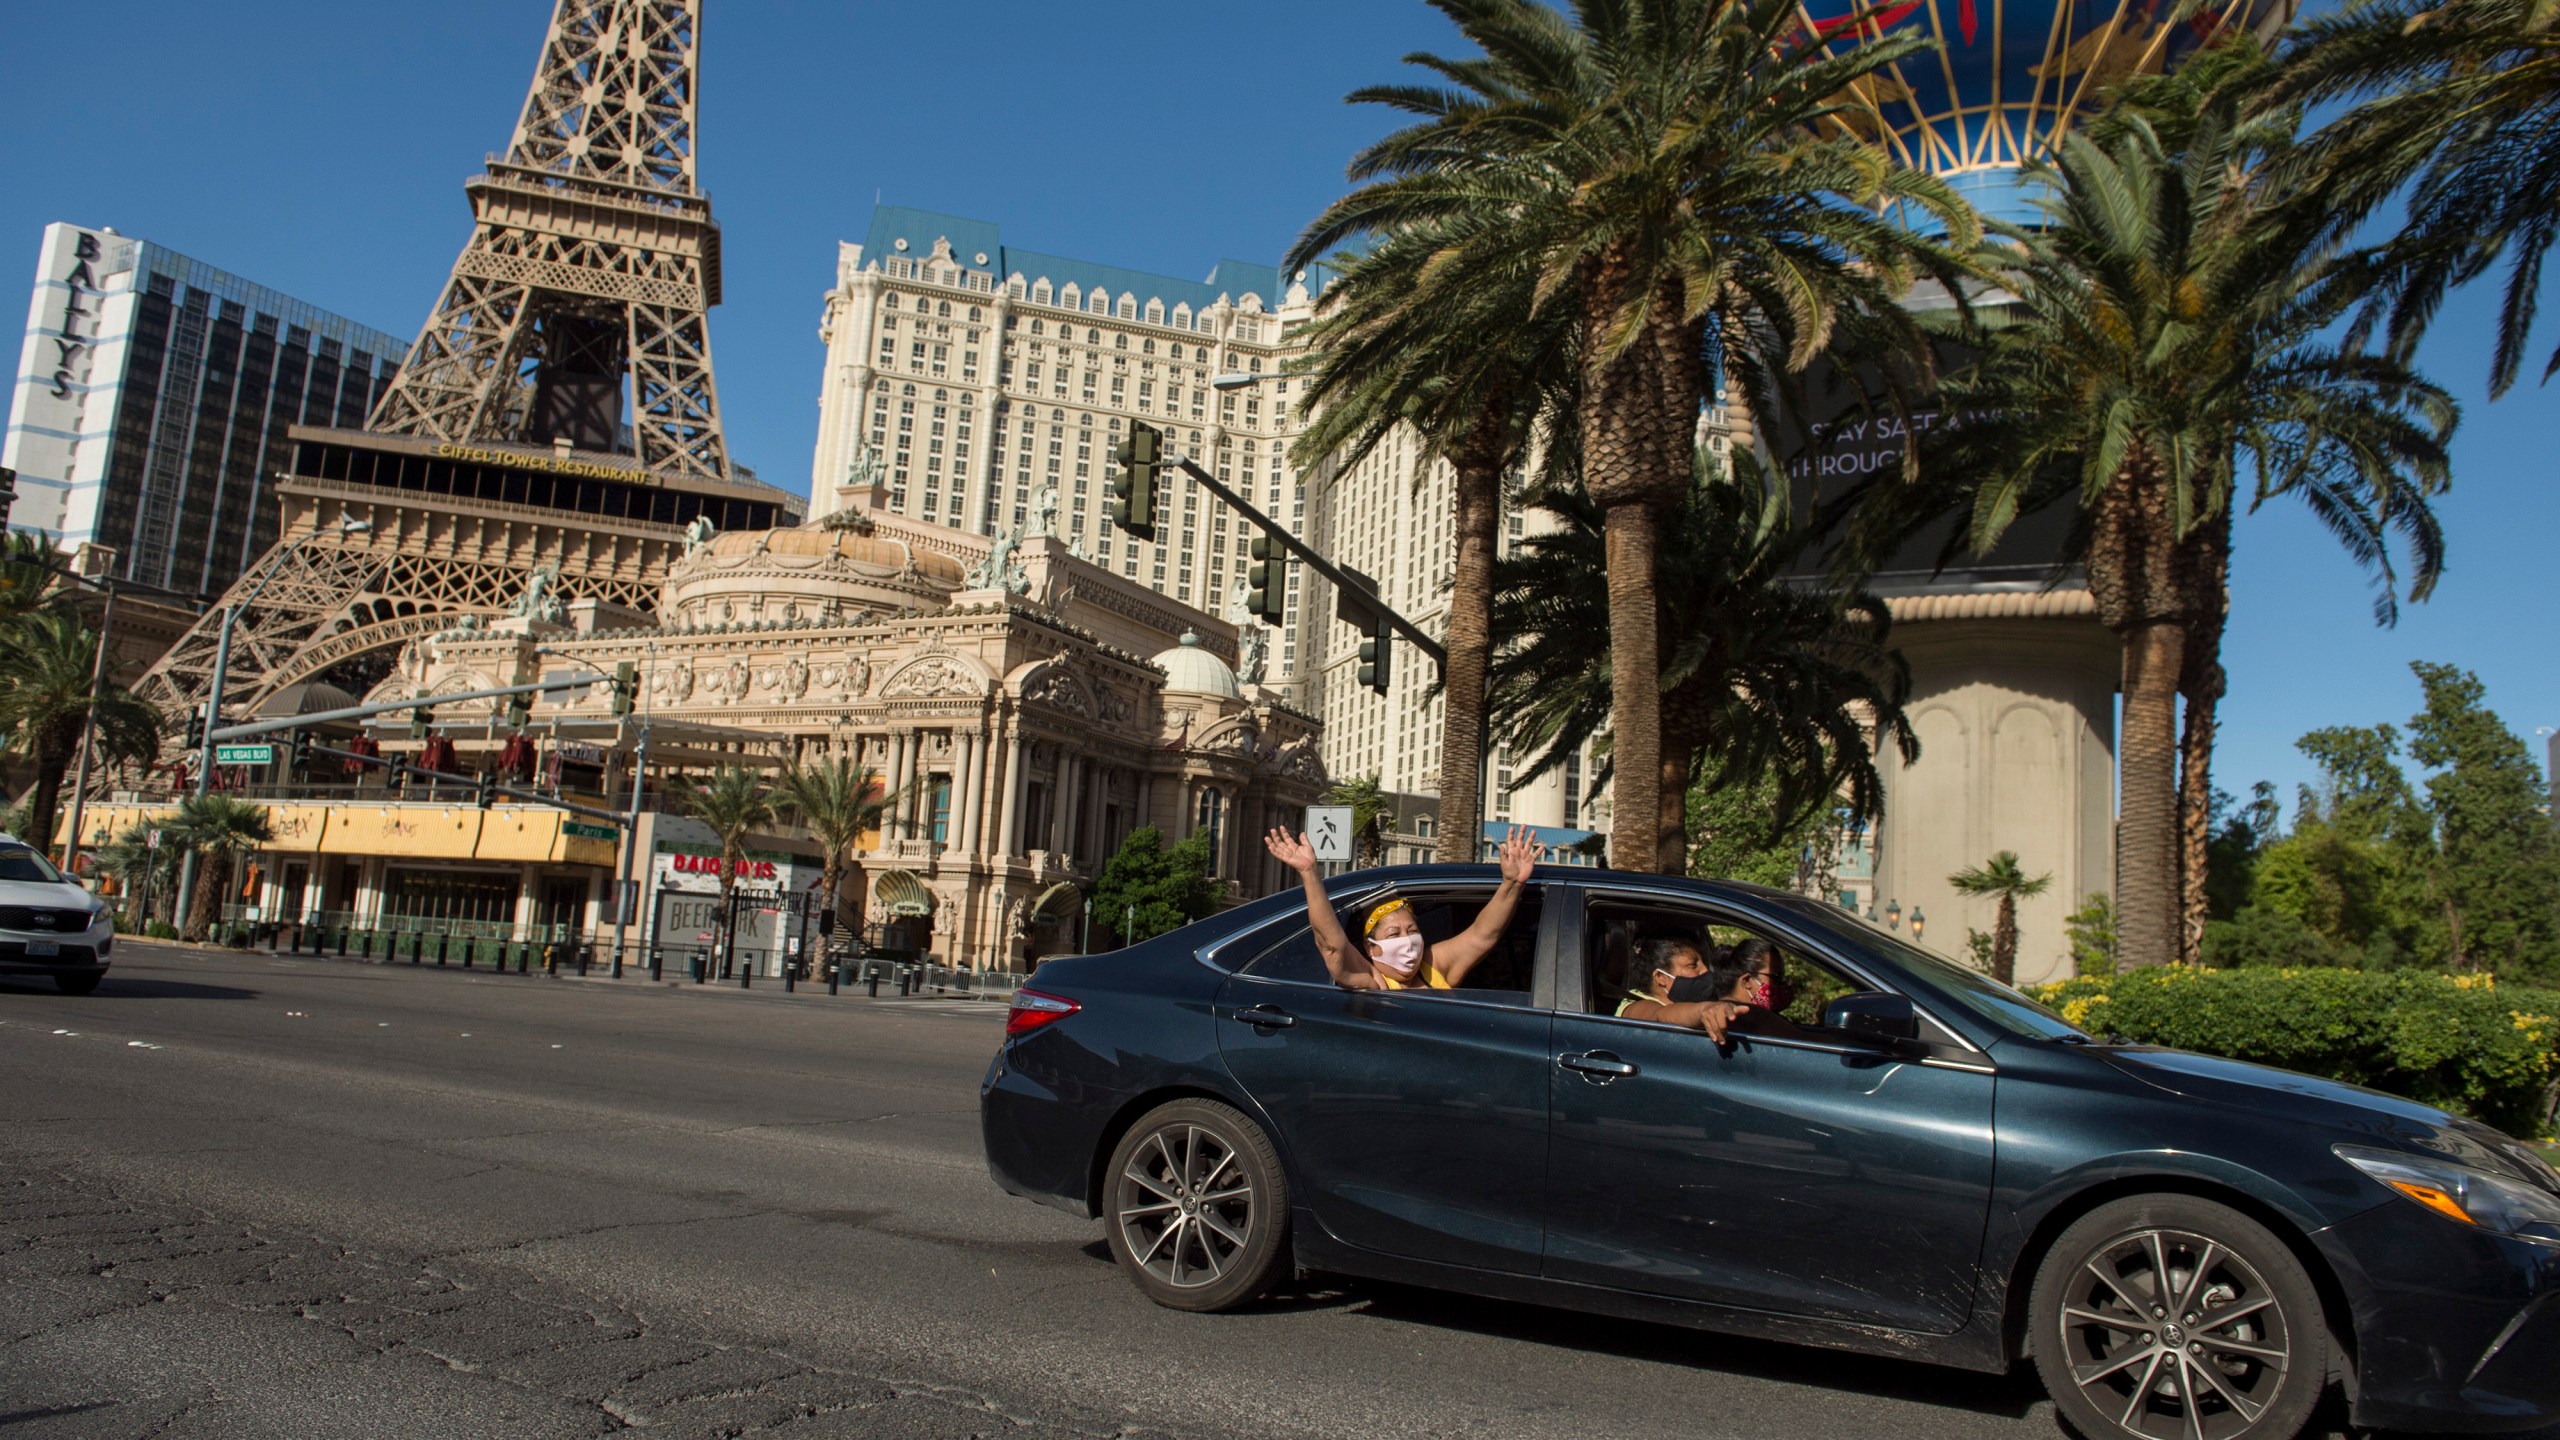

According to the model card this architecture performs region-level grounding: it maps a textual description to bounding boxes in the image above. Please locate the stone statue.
[1237,622,1268,686]
[1031,482,1060,538]
[1068,534,1089,562]
[966,525,1029,595]
[681,514,718,557]
[510,562,566,625]
[1226,577,1255,628]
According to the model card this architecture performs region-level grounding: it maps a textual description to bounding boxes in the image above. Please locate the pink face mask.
[1371,933,1425,979]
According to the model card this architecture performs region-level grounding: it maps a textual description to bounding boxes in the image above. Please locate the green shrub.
[144,919,178,940]
[2030,967,2560,1139]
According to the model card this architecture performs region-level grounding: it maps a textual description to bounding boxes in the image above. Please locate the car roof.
[1333,863,1792,909]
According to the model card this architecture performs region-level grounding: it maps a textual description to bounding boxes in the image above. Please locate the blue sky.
[2,0,2550,813]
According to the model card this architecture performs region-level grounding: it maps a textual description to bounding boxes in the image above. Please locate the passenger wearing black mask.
[1614,935,1747,1040]
[1668,937,1807,1038]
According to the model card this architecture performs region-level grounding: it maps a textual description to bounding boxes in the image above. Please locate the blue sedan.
[981,865,2560,1440]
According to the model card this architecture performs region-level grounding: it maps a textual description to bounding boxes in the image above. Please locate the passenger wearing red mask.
[1263,824,1542,991]
[1668,937,1806,1037]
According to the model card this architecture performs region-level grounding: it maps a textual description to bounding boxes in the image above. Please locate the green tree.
[1685,769,1846,891]
[1321,775,1395,868]
[1949,851,2053,985]
[0,609,164,855]
[774,757,892,942]
[2405,662,2560,977]
[2204,782,2283,923]
[1868,44,2454,969]
[162,794,272,942]
[2278,0,2560,399]
[1289,224,1574,863]
[1294,0,1976,872]
[675,766,777,928]
[1091,826,1221,945]
[1490,448,1915,866]
[2065,892,2117,978]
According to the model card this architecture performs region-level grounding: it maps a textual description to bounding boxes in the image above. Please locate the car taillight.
[1005,988,1081,1037]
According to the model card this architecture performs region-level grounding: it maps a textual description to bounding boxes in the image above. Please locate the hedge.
[2028,967,2560,1139]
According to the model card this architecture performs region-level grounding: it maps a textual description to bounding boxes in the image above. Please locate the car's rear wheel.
[1102,1098,1289,1312]
[54,971,101,996]
[2031,1194,2330,1440]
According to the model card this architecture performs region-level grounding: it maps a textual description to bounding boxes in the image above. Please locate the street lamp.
[173,514,372,927]
[1910,907,1926,941]
[1210,371,1293,391]
[1886,898,1902,930]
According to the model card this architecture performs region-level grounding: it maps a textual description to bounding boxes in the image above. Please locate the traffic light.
[504,697,531,729]
[610,660,636,716]
[409,704,433,742]
[290,728,314,772]
[182,708,206,750]
[1246,535,1288,625]
[474,770,496,809]
[385,762,408,794]
[1358,616,1392,697]
[1109,422,1161,540]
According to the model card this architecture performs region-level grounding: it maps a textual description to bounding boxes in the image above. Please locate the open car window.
[1580,900,1878,1041]
[1243,887,1541,1003]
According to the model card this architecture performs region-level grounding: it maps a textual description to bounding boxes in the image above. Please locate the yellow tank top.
[1376,958,1453,990]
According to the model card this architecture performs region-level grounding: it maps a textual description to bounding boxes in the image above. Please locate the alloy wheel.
[1114,1122,1255,1290]
[2055,1225,2294,1440]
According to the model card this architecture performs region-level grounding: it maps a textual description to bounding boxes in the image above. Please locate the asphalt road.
[0,943,2515,1440]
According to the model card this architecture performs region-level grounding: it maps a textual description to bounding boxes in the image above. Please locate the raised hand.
[1496,824,1544,884]
[1264,827,1318,874]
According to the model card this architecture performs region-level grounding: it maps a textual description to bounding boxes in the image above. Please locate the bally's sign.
[44,230,129,401]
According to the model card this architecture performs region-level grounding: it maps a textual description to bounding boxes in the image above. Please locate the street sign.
[145,829,162,849]
[562,820,618,840]
[1306,805,1354,863]
[213,743,274,766]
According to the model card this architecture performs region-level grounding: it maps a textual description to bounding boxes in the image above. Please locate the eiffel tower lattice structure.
[123,0,792,744]
[368,0,730,482]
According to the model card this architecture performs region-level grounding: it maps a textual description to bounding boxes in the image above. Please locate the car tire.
[54,971,102,996]
[1102,1098,1291,1313]
[2030,1193,2330,1440]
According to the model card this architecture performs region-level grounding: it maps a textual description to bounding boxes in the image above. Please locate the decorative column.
[953,730,983,857]
[999,729,1029,860]
[884,730,913,843]
[1061,752,1087,865]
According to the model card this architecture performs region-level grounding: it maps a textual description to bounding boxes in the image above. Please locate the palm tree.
[2277,0,2560,400]
[1288,226,1576,863]
[1292,0,1977,873]
[1321,775,1394,868]
[1488,446,1916,863]
[0,531,67,619]
[676,765,777,930]
[773,757,891,944]
[1949,851,2052,985]
[1856,50,2455,969]
[163,794,272,942]
[0,610,163,854]
[96,821,181,928]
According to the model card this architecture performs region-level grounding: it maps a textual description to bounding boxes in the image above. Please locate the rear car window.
[0,847,64,884]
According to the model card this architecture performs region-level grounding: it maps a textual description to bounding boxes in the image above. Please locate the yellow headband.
[1363,899,1413,937]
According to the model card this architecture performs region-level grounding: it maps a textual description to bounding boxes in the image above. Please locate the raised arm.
[1431,825,1544,985]
[1263,828,1379,989]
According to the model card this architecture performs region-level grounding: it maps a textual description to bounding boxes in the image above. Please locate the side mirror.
[1824,991,1920,1047]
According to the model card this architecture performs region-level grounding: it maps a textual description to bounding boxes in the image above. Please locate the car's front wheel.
[2030,1194,2331,1440]
[1102,1098,1290,1312]
[55,971,102,996]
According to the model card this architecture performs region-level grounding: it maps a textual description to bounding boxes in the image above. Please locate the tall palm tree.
[1288,226,1576,863]
[0,610,163,854]
[1293,0,1977,873]
[2277,0,2560,399]
[1949,851,2052,985]
[0,531,67,619]
[163,793,272,942]
[676,765,777,928]
[1855,48,2455,969]
[1321,774,1395,868]
[773,757,891,941]
[1489,446,1916,863]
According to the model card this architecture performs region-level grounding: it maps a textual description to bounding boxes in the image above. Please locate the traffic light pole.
[1165,452,1447,672]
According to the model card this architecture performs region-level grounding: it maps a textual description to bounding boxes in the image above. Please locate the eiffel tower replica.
[130,0,791,735]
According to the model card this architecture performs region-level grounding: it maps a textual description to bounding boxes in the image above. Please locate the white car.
[0,837,112,994]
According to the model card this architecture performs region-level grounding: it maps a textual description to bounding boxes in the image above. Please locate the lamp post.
[607,638,657,974]
[173,516,371,929]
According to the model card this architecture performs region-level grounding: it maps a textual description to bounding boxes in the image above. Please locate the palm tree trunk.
[1436,404,1508,864]
[1993,893,2018,986]
[2177,510,2231,966]
[185,852,226,942]
[26,724,73,862]
[1603,503,1665,872]
[1658,734,1696,877]
[2117,618,2188,970]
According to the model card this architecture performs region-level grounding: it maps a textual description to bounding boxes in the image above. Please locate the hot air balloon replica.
[1783,0,2299,979]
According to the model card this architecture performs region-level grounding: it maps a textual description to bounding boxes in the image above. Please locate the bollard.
[610,947,622,980]
[689,953,704,984]
[867,970,881,998]
[516,945,530,974]
[338,927,351,959]
[544,945,557,975]
[740,959,752,990]
[783,958,796,993]
[648,948,662,982]
[578,945,590,978]
[826,963,840,996]
[459,937,472,969]
[411,932,423,964]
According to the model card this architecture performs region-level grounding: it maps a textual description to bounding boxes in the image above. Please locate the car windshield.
[1767,895,2089,1042]
[0,846,65,884]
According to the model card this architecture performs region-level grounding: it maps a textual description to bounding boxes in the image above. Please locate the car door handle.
[1232,1005,1296,1029]
[1559,1051,1638,1079]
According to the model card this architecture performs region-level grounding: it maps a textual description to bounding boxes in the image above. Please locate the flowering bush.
[2029,967,2560,1139]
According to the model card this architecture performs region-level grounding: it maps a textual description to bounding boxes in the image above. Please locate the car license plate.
[25,942,58,957]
